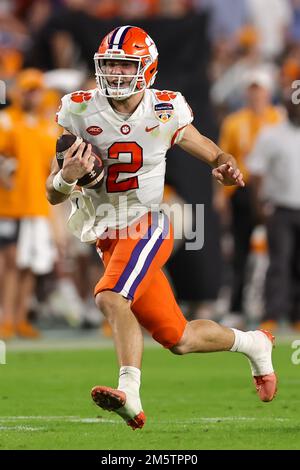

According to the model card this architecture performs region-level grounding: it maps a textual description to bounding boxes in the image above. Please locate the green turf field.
[0,342,299,450]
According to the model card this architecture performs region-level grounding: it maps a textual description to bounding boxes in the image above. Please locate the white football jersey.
[56,88,193,240]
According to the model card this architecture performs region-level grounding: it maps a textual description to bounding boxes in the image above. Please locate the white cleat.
[91,385,146,430]
[247,330,277,402]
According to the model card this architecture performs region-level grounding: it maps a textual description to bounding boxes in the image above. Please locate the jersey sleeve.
[171,92,194,146]
[56,94,75,133]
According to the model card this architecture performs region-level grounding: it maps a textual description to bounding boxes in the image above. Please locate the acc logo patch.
[86,126,103,136]
[154,103,174,123]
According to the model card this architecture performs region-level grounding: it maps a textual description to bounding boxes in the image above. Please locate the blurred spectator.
[208,25,260,86]
[247,94,300,332]
[194,0,250,44]
[216,69,283,328]
[210,29,278,114]
[26,1,104,70]
[119,0,160,19]
[92,0,119,19]
[209,36,237,88]
[160,0,190,18]
[247,0,292,60]
[44,68,86,94]
[0,5,29,81]
[287,0,300,43]
[40,87,62,119]
[280,43,300,93]
[18,0,53,33]
[0,69,59,340]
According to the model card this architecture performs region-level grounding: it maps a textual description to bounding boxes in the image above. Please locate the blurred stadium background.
[1,0,300,450]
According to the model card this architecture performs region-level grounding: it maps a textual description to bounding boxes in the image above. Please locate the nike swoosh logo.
[145,125,159,132]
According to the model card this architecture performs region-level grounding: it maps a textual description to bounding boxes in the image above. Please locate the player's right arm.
[46,130,94,205]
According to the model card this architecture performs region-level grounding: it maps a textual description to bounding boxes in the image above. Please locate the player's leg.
[92,268,184,429]
[0,243,18,339]
[15,217,55,338]
[96,291,143,368]
[15,268,39,338]
[0,219,20,339]
[91,211,171,429]
[133,270,276,403]
[170,321,276,401]
[92,290,145,429]
[92,270,180,429]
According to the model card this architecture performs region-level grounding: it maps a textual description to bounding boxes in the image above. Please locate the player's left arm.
[178,124,245,187]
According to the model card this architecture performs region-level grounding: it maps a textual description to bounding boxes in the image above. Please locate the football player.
[46,26,277,430]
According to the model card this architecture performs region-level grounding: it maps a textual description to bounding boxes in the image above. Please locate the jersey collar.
[94,89,151,124]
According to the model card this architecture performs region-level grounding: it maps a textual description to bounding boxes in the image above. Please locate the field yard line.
[0,425,46,431]
[158,417,290,424]
[0,416,290,424]
[0,416,78,420]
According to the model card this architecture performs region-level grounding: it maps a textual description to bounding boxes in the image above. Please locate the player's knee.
[95,290,128,318]
[169,325,189,355]
[169,342,187,355]
[152,324,187,352]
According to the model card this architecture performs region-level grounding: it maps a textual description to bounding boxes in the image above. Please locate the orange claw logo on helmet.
[94,25,158,100]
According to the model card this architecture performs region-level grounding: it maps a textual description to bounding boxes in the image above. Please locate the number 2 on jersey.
[106,142,143,193]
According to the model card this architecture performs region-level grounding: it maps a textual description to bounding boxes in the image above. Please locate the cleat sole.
[91,386,126,411]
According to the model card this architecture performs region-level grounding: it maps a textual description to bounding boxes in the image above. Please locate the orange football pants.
[94,211,187,348]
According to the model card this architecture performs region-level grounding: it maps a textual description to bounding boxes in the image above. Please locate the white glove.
[67,190,97,243]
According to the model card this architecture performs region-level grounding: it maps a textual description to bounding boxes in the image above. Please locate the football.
[56,134,104,189]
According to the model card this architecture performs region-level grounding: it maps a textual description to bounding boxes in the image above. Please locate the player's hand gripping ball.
[56,134,104,189]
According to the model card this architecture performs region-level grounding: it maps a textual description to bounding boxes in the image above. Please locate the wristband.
[53,170,77,195]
